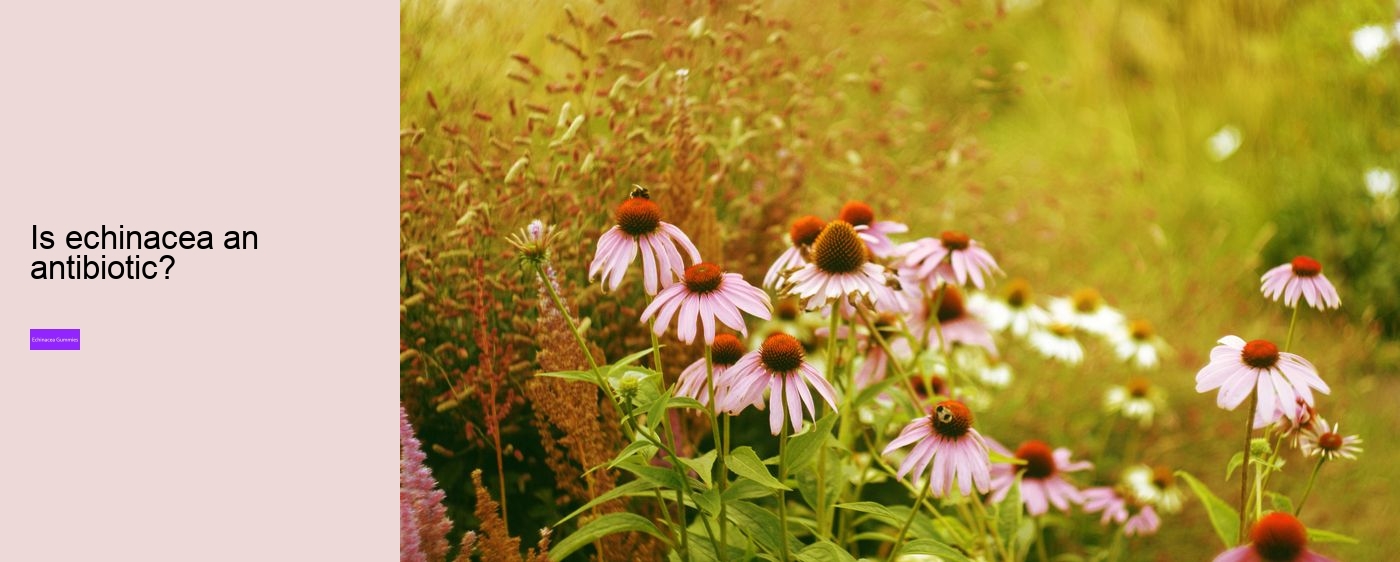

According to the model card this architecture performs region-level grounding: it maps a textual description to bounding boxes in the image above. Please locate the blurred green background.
[402,0,1399,559]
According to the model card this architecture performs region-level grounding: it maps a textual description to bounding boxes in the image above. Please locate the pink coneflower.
[881,400,992,497]
[589,190,702,295]
[764,215,825,290]
[641,262,772,345]
[909,285,998,357]
[787,221,888,310]
[1299,418,1363,461]
[676,334,747,406]
[719,333,838,434]
[854,314,913,389]
[839,200,908,258]
[1260,256,1341,310]
[987,439,1091,516]
[1081,487,1161,536]
[1253,397,1317,444]
[903,230,1003,290]
[1195,336,1330,421]
[1213,512,1335,562]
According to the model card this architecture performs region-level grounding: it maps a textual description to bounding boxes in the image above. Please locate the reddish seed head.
[838,200,875,226]
[1318,432,1344,451]
[615,197,662,236]
[940,230,971,250]
[1014,440,1056,479]
[789,215,826,246]
[931,400,973,438]
[1250,512,1308,561]
[810,221,867,274]
[1290,256,1322,277]
[1004,278,1032,307]
[935,286,967,323]
[1150,466,1175,490]
[711,334,746,366]
[1127,376,1152,398]
[1241,339,1280,369]
[759,332,805,373]
[684,263,723,293]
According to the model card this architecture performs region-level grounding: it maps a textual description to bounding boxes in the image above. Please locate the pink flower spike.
[881,401,992,497]
[641,263,772,345]
[588,194,702,295]
[716,333,838,434]
[1195,336,1329,421]
[1260,256,1340,310]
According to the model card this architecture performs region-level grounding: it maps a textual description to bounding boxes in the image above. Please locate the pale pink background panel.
[0,1,396,560]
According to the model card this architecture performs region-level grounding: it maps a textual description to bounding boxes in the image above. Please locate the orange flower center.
[810,221,867,274]
[838,200,875,227]
[1150,466,1174,490]
[1072,288,1102,313]
[759,332,805,373]
[1127,376,1153,398]
[683,263,724,293]
[1129,319,1153,340]
[1290,256,1322,277]
[1004,278,1032,307]
[1241,339,1280,369]
[936,286,966,323]
[1015,440,1056,479]
[789,215,826,246]
[1250,512,1307,562]
[931,400,973,438]
[1318,432,1343,451]
[711,334,747,366]
[940,230,970,250]
[615,197,662,236]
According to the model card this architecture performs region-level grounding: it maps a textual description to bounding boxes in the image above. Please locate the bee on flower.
[589,187,702,295]
[881,400,992,496]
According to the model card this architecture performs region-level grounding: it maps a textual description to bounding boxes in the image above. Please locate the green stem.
[778,380,792,562]
[1295,457,1326,517]
[888,482,932,560]
[1035,516,1050,562]
[970,492,1007,561]
[1284,304,1301,352]
[1108,529,1124,562]
[705,345,730,562]
[820,310,841,540]
[1239,389,1258,544]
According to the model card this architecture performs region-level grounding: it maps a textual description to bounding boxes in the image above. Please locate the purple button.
[31,328,80,350]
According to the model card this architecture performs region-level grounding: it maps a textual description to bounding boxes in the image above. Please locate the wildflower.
[1123,465,1185,514]
[720,332,838,434]
[1104,377,1166,427]
[589,189,702,295]
[838,200,908,258]
[909,285,998,357]
[764,215,825,290]
[505,219,557,265]
[970,278,1048,337]
[1082,487,1161,536]
[676,334,746,406]
[1351,24,1392,63]
[881,400,992,497]
[1027,322,1083,365]
[1365,167,1397,199]
[1195,336,1330,421]
[641,262,772,344]
[786,221,888,310]
[1109,319,1168,369]
[854,313,914,389]
[987,439,1092,516]
[1048,288,1123,336]
[903,230,1003,290]
[1213,512,1336,562]
[1260,256,1341,310]
[1299,418,1363,461]
[1256,398,1318,446]
[402,407,452,562]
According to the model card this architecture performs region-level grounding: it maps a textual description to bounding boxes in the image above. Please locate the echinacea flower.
[1195,336,1330,421]
[987,439,1092,516]
[764,215,825,290]
[1082,487,1161,536]
[676,334,747,406]
[786,221,888,310]
[854,314,913,389]
[1213,512,1335,562]
[1104,377,1166,428]
[1260,256,1341,310]
[909,285,998,357]
[1027,322,1084,365]
[1256,398,1318,445]
[903,230,1003,290]
[642,263,772,345]
[720,332,838,434]
[839,200,908,258]
[881,400,992,497]
[1299,418,1363,461]
[1109,319,1168,369]
[589,190,702,295]
[1047,288,1123,336]
[1123,465,1185,514]
[970,278,1048,337]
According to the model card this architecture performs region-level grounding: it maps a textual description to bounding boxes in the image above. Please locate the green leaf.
[996,476,1022,554]
[1177,470,1239,548]
[1266,492,1294,515]
[557,479,659,525]
[681,450,717,487]
[722,478,774,502]
[796,540,857,562]
[1226,452,1245,481]
[667,396,708,411]
[782,413,838,473]
[615,458,687,491]
[1307,528,1360,544]
[729,446,790,490]
[727,500,792,555]
[692,488,721,516]
[550,512,667,560]
[607,439,659,470]
[988,450,1028,465]
[536,368,602,385]
[606,346,658,376]
[901,538,973,562]
[835,502,902,526]
[643,385,672,431]
[850,375,900,409]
